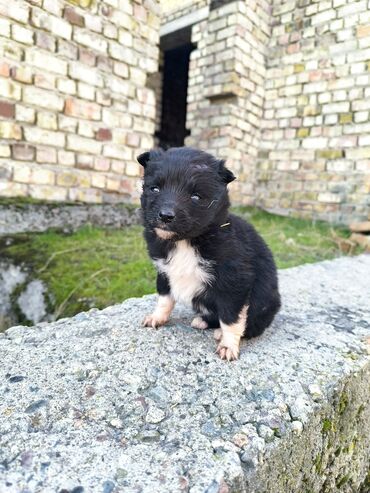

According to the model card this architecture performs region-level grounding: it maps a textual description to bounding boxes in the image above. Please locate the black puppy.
[138,147,281,361]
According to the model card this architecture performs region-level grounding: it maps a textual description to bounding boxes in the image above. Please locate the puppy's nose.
[159,209,175,223]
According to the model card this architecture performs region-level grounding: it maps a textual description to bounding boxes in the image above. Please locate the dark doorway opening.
[157,28,195,149]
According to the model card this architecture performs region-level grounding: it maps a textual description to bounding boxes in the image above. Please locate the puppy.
[138,147,281,361]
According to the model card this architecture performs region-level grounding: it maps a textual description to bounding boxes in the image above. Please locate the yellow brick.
[125,162,140,176]
[317,150,343,159]
[107,177,120,191]
[297,128,309,138]
[57,171,78,187]
[339,113,353,124]
[303,105,321,116]
[78,173,91,188]
[0,122,22,140]
[67,0,94,8]
[298,95,308,105]
[0,144,11,157]
[13,164,31,183]
[0,78,21,100]
[37,112,58,130]
[294,64,305,73]
[91,173,106,189]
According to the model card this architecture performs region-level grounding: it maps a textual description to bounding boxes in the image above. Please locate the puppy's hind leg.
[191,316,209,330]
[191,312,219,330]
[216,305,248,361]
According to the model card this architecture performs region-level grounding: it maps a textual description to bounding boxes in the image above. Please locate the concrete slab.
[1,255,369,492]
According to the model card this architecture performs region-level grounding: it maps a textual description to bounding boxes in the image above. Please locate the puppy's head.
[137,147,235,240]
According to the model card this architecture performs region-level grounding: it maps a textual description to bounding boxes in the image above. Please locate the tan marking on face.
[154,228,176,240]
[143,294,175,329]
[191,316,208,330]
[216,305,249,361]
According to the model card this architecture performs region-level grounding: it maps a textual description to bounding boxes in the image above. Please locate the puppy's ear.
[218,160,236,184]
[137,151,151,168]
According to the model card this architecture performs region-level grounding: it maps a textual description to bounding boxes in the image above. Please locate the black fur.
[138,147,281,339]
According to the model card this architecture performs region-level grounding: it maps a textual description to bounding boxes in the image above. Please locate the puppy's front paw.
[216,341,240,361]
[191,316,208,330]
[215,332,241,361]
[142,313,168,329]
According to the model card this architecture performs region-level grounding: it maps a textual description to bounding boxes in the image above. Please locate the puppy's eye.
[191,193,201,201]
[151,186,160,193]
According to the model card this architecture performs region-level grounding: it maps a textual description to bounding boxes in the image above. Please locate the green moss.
[1,226,156,321]
[345,352,359,361]
[357,404,365,416]
[322,419,335,434]
[0,196,54,207]
[339,392,349,415]
[336,474,350,488]
[0,196,138,210]
[334,447,342,457]
[314,454,323,473]
[0,206,359,324]
[343,440,356,455]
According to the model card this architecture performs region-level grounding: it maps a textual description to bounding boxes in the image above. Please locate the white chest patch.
[155,240,213,306]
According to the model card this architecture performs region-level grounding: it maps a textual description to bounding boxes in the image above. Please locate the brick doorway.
[156,28,195,149]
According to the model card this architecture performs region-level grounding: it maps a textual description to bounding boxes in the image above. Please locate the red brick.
[64,7,85,27]
[96,128,112,141]
[10,66,33,84]
[126,133,140,147]
[97,55,112,72]
[37,146,57,164]
[0,62,10,77]
[134,4,147,22]
[0,101,15,118]
[357,24,370,38]
[287,43,300,54]
[79,48,96,67]
[94,156,110,171]
[36,31,56,52]
[12,144,35,161]
[65,97,101,120]
[76,155,94,170]
[119,178,134,194]
[34,73,55,90]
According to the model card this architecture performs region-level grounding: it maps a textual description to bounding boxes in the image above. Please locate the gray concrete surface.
[0,255,369,493]
[0,203,140,235]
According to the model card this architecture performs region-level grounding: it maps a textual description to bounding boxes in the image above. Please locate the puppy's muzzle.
[159,209,175,223]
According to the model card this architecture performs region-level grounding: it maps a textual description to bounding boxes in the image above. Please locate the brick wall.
[161,0,209,23]
[257,0,370,223]
[1,0,369,223]
[171,0,370,223]
[186,0,271,205]
[0,0,159,203]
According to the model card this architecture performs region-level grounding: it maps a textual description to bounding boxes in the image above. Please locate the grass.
[0,206,359,321]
